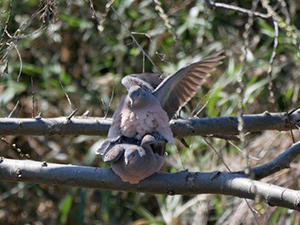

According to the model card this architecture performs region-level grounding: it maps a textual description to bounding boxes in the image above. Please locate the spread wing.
[153,51,225,119]
[121,73,164,92]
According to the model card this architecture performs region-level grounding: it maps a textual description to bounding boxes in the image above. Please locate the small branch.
[110,6,160,73]
[7,100,19,118]
[59,80,73,111]
[10,42,22,81]
[31,77,35,118]
[1,110,300,136]
[0,158,299,211]
[0,0,12,48]
[204,138,231,172]
[66,109,78,121]
[207,134,240,141]
[104,89,114,120]
[0,138,29,158]
[248,141,300,179]
[205,0,270,19]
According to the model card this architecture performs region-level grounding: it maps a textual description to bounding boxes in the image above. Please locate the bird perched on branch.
[96,51,224,183]
[107,51,225,144]
[97,134,166,184]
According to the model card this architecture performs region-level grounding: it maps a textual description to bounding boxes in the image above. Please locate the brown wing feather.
[153,51,225,119]
[102,145,125,163]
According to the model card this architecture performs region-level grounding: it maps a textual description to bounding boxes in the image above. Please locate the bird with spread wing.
[106,51,225,145]
[96,51,225,184]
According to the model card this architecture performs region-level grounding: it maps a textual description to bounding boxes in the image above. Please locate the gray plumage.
[100,134,166,184]
[107,51,225,143]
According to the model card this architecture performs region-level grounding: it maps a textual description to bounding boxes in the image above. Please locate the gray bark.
[0,110,299,137]
[0,158,299,211]
[1,111,300,211]
[249,141,300,179]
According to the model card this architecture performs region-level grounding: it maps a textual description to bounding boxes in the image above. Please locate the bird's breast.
[120,107,172,141]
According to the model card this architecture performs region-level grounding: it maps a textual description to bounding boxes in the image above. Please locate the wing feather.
[102,145,125,163]
[153,51,225,119]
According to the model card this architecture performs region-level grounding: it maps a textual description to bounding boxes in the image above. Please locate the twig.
[31,77,35,118]
[152,0,179,41]
[59,80,73,111]
[190,90,212,118]
[207,134,240,141]
[248,141,300,179]
[228,140,260,161]
[7,100,19,118]
[0,0,12,49]
[204,138,231,171]
[17,0,58,34]
[104,89,114,119]
[81,110,90,118]
[260,0,300,56]
[66,109,78,121]
[86,0,101,26]
[288,105,300,116]
[9,43,22,81]
[278,0,290,24]
[0,137,30,158]
[110,6,160,73]
[284,101,296,143]
[205,0,270,19]
[131,32,169,65]
[0,1,57,80]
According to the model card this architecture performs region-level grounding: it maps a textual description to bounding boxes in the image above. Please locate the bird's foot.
[120,136,141,145]
[144,132,167,142]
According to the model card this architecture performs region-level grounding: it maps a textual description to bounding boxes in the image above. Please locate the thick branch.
[0,158,299,211]
[0,111,299,137]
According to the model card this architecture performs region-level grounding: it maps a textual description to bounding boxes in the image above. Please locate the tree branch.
[0,158,299,211]
[205,0,270,19]
[249,141,300,179]
[0,110,299,137]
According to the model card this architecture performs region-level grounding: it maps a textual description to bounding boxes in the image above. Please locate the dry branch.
[0,158,299,211]
[0,110,300,137]
[205,0,270,19]
[249,141,300,179]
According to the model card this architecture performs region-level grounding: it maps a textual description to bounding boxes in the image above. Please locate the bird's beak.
[129,98,134,107]
[125,157,129,166]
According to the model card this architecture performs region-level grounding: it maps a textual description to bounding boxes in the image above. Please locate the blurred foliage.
[0,0,300,224]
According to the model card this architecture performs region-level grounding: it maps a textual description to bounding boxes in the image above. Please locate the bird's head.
[128,86,147,108]
[124,146,143,166]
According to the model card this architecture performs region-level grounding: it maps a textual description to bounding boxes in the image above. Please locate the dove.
[98,134,166,184]
[107,51,225,144]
